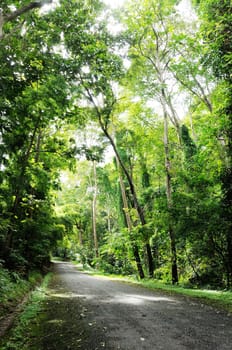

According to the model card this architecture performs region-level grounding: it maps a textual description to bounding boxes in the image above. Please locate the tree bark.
[227,234,232,287]
[163,109,178,284]
[81,77,153,277]
[101,127,154,277]
[106,206,111,232]
[117,157,145,279]
[92,160,99,258]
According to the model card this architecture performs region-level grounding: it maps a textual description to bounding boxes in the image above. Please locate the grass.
[140,279,232,313]
[0,268,42,319]
[73,262,232,313]
[0,273,52,350]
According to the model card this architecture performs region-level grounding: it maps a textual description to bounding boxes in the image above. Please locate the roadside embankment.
[0,267,51,344]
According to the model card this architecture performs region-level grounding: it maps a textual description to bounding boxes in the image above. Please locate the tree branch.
[5,1,53,23]
[0,0,53,38]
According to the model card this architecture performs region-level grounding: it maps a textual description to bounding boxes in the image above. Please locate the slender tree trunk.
[225,111,232,287]
[106,207,111,232]
[117,157,145,279]
[81,80,153,277]
[223,167,232,287]
[133,244,145,280]
[35,129,43,163]
[79,230,83,246]
[92,160,99,258]
[76,224,83,246]
[163,110,178,284]
[101,127,153,277]
[225,234,232,287]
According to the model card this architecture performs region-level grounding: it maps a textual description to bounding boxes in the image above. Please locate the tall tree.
[121,0,182,282]
[116,154,145,279]
[197,0,232,286]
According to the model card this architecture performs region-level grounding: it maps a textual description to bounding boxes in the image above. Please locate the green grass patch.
[140,279,232,313]
[0,273,52,350]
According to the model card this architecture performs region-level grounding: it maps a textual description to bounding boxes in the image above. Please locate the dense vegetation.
[0,0,231,289]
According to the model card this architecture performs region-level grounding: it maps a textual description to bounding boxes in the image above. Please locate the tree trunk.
[226,234,232,287]
[76,225,83,246]
[169,226,178,284]
[223,167,232,287]
[117,157,145,279]
[92,160,99,258]
[133,244,145,280]
[163,110,178,284]
[106,205,111,232]
[82,80,153,277]
[101,127,153,277]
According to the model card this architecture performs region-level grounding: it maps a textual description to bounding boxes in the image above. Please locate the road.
[36,261,232,350]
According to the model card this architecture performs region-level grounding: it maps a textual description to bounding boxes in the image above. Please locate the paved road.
[38,262,232,350]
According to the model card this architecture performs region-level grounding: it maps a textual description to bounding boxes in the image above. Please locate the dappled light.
[108,293,178,306]
[47,319,64,325]
[47,290,178,306]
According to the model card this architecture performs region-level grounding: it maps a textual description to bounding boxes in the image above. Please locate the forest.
[0,0,231,290]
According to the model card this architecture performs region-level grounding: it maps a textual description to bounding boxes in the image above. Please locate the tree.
[121,0,182,282]
[197,0,232,286]
[115,146,145,279]
[55,4,155,276]
[0,0,74,270]
[78,142,106,258]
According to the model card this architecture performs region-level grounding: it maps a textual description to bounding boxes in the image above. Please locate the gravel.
[30,261,232,350]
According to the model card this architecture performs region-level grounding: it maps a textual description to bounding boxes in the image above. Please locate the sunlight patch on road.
[48,292,71,298]
[107,293,179,306]
[115,295,143,305]
[48,291,97,300]
[48,290,177,306]
[47,319,64,324]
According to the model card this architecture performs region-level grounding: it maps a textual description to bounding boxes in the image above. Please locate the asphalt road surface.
[36,261,232,350]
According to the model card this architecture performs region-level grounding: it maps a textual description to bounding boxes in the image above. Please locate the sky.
[103,0,125,9]
[103,0,197,20]
[42,0,196,22]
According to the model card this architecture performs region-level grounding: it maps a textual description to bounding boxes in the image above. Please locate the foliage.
[0,272,52,350]
[0,265,42,319]
[0,0,231,289]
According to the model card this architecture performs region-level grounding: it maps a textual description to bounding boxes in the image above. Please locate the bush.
[0,267,42,319]
[153,265,172,283]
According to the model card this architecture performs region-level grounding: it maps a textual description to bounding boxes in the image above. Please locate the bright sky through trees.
[103,0,196,20]
[103,0,125,8]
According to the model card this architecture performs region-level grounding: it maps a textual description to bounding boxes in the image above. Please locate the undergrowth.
[0,269,27,304]
[0,273,52,350]
[0,267,42,319]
